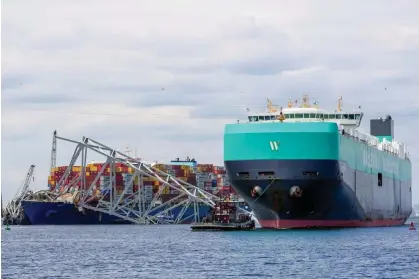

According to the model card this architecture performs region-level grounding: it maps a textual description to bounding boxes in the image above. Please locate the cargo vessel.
[22,158,243,225]
[224,95,412,229]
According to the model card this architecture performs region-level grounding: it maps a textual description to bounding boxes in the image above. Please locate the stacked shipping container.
[48,162,237,200]
[49,163,142,199]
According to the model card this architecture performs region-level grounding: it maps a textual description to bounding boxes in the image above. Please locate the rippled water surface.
[2,219,419,279]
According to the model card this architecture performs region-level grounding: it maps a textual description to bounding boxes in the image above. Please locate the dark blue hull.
[225,159,410,228]
[21,201,247,225]
[21,201,132,225]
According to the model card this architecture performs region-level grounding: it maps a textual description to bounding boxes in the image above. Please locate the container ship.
[224,95,412,229]
[22,158,241,225]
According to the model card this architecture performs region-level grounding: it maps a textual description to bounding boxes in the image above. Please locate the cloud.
[2,0,419,205]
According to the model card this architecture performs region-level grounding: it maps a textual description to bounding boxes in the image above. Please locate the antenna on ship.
[288,98,293,108]
[337,96,343,112]
[301,94,311,108]
[267,98,272,112]
[266,98,277,113]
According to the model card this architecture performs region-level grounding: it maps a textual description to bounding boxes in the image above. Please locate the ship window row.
[248,113,361,122]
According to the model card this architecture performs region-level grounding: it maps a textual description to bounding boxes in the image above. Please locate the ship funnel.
[370,115,394,142]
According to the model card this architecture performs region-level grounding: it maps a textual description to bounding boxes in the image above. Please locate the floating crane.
[2,165,36,225]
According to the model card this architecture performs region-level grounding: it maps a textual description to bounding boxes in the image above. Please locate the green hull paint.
[376,136,393,142]
[224,122,411,181]
[224,122,339,160]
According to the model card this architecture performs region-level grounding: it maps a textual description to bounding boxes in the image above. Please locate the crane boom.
[3,164,36,224]
[14,164,36,202]
[50,130,57,172]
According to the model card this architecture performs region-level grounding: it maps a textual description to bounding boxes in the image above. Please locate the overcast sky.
[2,0,419,204]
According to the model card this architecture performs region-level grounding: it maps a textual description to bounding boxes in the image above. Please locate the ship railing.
[340,127,377,146]
[341,128,409,158]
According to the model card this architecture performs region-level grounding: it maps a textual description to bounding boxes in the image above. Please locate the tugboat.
[190,200,256,231]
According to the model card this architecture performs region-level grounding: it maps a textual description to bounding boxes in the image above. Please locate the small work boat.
[191,200,256,231]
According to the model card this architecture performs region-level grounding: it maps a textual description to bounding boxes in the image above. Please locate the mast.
[337,96,343,112]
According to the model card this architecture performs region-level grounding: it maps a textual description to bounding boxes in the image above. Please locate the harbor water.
[2,218,419,279]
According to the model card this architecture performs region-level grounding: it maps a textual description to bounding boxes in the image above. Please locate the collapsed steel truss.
[2,165,35,224]
[54,135,223,224]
